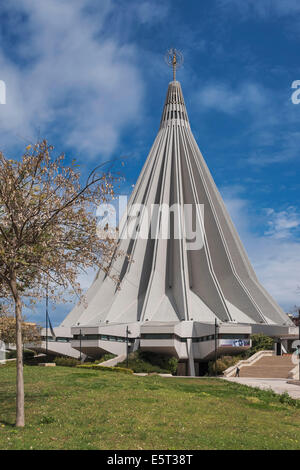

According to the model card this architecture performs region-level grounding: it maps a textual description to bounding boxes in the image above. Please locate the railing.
[288,365,299,380]
[223,350,274,377]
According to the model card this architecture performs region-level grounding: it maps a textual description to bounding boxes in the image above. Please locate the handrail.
[223,350,274,377]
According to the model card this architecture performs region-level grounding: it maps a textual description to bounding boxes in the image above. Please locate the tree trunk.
[10,275,25,427]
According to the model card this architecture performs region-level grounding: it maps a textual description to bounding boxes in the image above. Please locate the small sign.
[219,339,251,347]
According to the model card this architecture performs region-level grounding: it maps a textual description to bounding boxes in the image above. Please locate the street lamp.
[79,328,82,362]
[45,285,49,357]
[126,326,131,368]
[298,309,300,381]
[214,318,218,377]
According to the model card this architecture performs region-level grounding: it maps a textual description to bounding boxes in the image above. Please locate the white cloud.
[196,77,300,167]
[264,207,300,239]
[196,82,266,115]
[218,0,300,18]
[246,131,300,167]
[251,240,300,309]
[222,186,300,310]
[135,1,169,24]
[0,0,147,157]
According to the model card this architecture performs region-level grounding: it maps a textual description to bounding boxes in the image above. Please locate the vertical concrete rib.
[63,79,291,329]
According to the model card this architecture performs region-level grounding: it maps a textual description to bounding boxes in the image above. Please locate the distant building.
[288,313,300,327]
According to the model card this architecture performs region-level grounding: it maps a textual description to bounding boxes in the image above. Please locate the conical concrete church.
[41,51,296,375]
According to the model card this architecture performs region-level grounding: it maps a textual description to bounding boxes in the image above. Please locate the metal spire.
[165,48,184,81]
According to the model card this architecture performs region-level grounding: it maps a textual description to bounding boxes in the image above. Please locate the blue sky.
[0,0,300,325]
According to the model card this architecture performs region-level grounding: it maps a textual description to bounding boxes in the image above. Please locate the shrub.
[54,357,80,367]
[249,334,274,354]
[167,357,179,375]
[208,355,241,376]
[133,351,178,375]
[98,353,116,363]
[6,350,17,359]
[77,364,133,374]
[7,349,35,359]
[23,349,35,359]
[278,391,299,407]
[120,359,170,374]
[25,354,55,365]
[239,334,274,359]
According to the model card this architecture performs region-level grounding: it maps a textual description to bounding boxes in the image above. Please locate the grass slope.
[1,364,300,450]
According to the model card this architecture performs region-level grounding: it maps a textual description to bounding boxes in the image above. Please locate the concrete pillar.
[133,338,140,352]
[281,340,288,354]
[187,338,195,376]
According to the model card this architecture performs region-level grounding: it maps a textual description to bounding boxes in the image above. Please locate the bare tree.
[0,141,121,426]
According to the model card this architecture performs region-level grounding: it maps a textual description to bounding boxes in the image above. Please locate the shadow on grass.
[0,419,15,428]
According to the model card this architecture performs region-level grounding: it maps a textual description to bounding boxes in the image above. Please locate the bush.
[6,349,35,359]
[6,350,17,359]
[279,391,299,407]
[23,349,35,359]
[249,334,274,354]
[239,334,274,359]
[54,356,80,367]
[167,357,179,375]
[118,351,178,374]
[208,355,241,376]
[137,351,178,374]
[77,364,133,374]
[98,353,116,363]
[122,360,169,374]
[25,354,55,365]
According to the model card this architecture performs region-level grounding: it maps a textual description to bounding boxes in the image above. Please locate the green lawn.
[1,363,300,450]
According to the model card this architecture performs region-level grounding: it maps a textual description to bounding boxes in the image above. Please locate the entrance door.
[276,342,282,356]
[177,362,187,376]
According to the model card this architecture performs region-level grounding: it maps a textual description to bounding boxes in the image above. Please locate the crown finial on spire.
[165,48,184,81]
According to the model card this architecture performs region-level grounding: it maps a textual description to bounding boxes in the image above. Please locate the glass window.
[219,334,250,340]
[141,333,173,340]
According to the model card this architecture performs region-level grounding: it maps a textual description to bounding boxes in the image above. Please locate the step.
[237,355,294,379]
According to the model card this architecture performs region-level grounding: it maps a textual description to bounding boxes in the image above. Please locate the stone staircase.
[238,355,294,378]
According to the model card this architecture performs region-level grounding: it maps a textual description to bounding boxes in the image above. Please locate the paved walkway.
[99,354,126,367]
[0,358,16,365]
[224,377,300,399]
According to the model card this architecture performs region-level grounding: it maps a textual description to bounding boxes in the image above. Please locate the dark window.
[219,334,250,340]
[141,333,173,340]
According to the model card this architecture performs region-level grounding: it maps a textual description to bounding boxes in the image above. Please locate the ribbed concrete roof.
[61,80,292,329]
